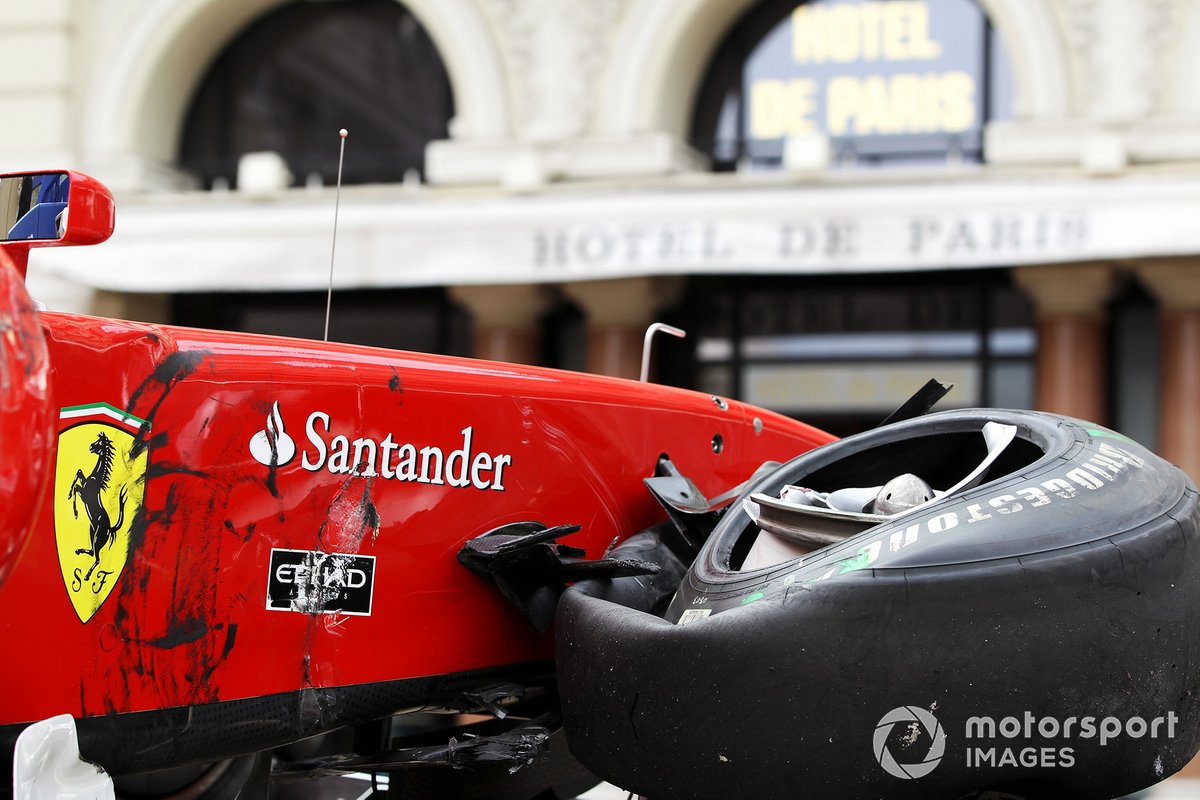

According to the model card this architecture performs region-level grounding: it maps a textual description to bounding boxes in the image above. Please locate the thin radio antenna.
[323,128,348,342]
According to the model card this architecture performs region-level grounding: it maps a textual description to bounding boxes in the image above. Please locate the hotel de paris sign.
[528,209,1092,276]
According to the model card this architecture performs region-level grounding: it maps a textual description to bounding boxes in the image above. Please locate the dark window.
[172,288,471,357]
[691,0,1014,171]
[180,0,453,188]
[1109,281,1159,447]
[684,272,1034,436]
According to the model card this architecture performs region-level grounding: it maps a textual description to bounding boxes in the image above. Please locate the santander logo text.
[249,404,514,492]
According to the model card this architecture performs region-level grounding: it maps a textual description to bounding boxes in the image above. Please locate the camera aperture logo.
[873,706,947,779]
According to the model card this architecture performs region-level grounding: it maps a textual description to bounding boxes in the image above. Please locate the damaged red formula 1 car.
[1,171,1199,800]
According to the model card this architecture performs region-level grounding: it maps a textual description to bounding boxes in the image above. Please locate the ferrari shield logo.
[54,403,148,623]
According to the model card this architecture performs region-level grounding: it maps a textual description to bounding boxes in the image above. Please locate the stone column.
[448,283,555,366]
[1012,263,1117,424]
[1135,258,1200,482]
[560,277,684,379]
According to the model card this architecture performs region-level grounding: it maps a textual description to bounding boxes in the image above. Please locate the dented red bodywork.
[0,171,834,782]
[0,308,831,724]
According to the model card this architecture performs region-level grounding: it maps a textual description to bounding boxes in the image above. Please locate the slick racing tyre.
[557,409,1200,800]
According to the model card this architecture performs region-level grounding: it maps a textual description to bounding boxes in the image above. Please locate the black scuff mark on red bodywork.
[297,639,337,732]
[193,623,238,691]
[388,368,404,404]
[119,348,213,562]
[146,616,208,650]
[223,519,254,543]
[84,348,238,718]
[145,461,209,481]
[127,349,210,459]
[291,469,382,726]
[145,483,181,530]
[265,455,280,499]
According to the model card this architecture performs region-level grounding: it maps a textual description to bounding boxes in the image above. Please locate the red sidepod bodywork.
[0,249,53,591]
[0,306,832,772]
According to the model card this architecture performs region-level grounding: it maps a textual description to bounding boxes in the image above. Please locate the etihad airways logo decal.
[249,403,513,491]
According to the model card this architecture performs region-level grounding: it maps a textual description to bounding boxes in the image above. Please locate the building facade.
[3,0,1200,785]
[3,0,1199,470]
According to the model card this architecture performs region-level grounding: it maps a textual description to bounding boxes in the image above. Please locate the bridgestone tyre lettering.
[557,409,1200,799]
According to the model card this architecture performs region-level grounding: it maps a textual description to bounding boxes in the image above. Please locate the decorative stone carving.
[1142,0,1185,116]
[480,0,631,141]
[1053,0,1180,122]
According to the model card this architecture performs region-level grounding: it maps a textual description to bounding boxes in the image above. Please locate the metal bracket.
[640,322,686,382]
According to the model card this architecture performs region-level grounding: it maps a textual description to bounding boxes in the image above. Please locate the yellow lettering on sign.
[907,1,944,59]
[825,73,977,135]
[791,5,825,64]
[826,76,860,136]
[750,78,818,138]
[793,1,943,64]
[888,73,924,133]
[939,71,975,131]
[859,3,882,60]
[881,3,909,60]
[878,2,902,60]
[857,76,895,134]
[826,6,860,62]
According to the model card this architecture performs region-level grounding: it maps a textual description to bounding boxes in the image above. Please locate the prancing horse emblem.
[54,403,148,623]
[68,431,129,582]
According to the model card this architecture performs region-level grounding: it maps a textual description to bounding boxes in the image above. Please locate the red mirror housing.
[0,170,115,279]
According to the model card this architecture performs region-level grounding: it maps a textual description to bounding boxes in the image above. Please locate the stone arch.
[596,0,1071,140]
[81,0,509,188]
[974,0,1071,119]
[1169,1,1200,116]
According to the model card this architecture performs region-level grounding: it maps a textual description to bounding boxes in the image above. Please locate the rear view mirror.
[0,172,70,241]
[0,170,115,278]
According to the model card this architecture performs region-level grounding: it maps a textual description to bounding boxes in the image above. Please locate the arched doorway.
[179,0,454,188]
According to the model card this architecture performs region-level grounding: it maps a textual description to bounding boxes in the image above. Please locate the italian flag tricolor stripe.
[59,402,147,430]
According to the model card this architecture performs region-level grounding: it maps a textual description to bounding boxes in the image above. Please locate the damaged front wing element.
[457,522,659,631]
